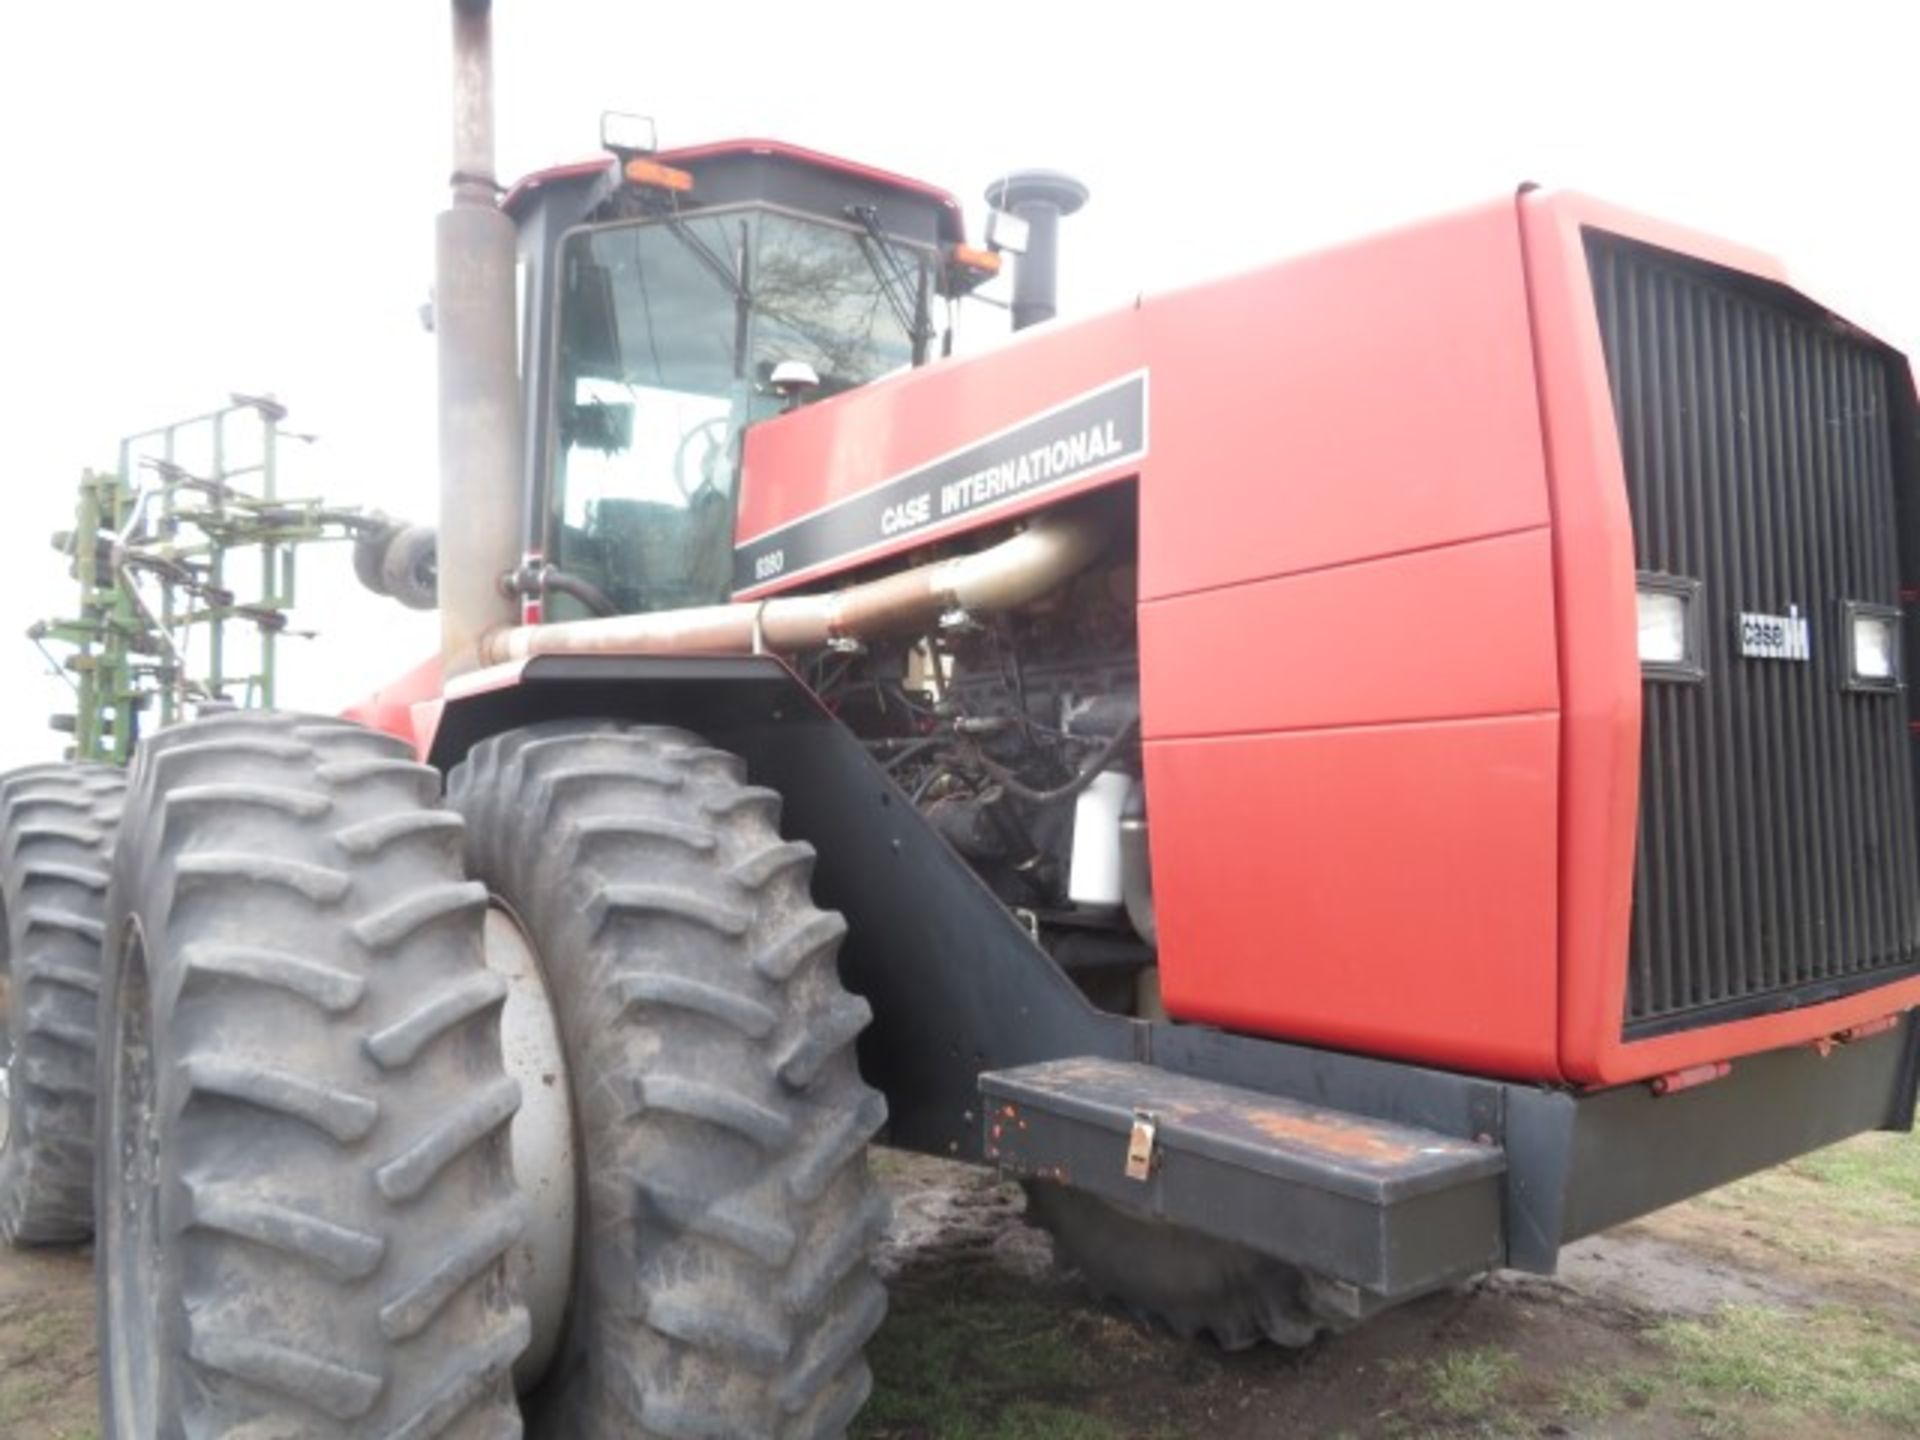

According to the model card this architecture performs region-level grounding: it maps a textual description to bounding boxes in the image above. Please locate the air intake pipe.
[479,511,1109,665]
[437,0,523,678]
[984,170,1089,331]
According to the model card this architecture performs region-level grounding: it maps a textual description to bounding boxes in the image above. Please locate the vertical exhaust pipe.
[437,0,522,677]
[984,170,1089,331]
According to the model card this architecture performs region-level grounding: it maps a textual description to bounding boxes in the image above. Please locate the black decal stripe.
[732,372,1148,594]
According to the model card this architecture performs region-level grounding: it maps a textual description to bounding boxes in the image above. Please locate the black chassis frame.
[432,655,1920,1285]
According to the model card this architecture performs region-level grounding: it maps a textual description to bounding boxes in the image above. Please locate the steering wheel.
[673,416,734,500]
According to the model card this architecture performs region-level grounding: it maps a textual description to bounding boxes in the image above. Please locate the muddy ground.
[2,1134,1914,1438]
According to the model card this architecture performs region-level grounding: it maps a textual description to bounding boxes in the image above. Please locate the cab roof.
[502,138,967,245]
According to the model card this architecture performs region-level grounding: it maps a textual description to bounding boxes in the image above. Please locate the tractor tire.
[98,711,529,1437]
[354,526,396,598]
[0,762,124,1246]
[381,526,438,611]
[450,721,889,1439]
[1024,1183,1340,1350]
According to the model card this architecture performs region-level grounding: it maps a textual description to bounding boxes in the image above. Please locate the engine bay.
[807,509,1157,1016]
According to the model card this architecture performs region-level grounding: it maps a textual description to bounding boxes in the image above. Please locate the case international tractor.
[0,2,1912,1435]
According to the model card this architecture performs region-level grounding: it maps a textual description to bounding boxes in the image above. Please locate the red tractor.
[3,2,1909,1435]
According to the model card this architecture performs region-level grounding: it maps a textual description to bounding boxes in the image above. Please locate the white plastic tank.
[1068,769,1134,908]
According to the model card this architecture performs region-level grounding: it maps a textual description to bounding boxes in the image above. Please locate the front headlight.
[1638,590,1688,665]
[1844,601,1901,691]
[1636,574,1703,680]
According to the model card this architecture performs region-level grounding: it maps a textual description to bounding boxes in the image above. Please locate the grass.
[1689,1129,1920,1291]
[1553,1372,1617,1420]
[1787,1132,1920,1214]
[1378,1344,1527,1436]
[1420,1347,1520,1421]
[0,1374,61,1428]
[855,1283,1128,1440]
[1542,1137,1920,1438]
[1547,1136,1920,1437]
[1655,1304,1920,1427]
[1714,1130,1918,1226]
[16,1307,87,1353]
[0,1299,94,1432]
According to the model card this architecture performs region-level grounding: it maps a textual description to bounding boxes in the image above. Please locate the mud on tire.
[0,762,124,1246]
[450,721,890,1440]
[98,712,528,1437]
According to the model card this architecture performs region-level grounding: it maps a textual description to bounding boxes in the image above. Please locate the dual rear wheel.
[94,714,888,1438]
[0,763,124,1246]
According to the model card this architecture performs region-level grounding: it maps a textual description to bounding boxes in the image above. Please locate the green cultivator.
[28,395,421,763]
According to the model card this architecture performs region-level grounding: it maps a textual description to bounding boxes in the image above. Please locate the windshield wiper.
[663,213,747,303]
[846,205,932,358]
[654,210,752,380]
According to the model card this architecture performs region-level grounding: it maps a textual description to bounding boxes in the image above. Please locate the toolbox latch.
[1124,1109,1158,1181]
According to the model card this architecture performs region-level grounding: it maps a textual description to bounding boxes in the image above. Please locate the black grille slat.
[1809,331,1854,979]
[1588,234,1920,1037]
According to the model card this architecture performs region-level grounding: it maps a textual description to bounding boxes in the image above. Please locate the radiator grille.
[1587,233,1920,1038]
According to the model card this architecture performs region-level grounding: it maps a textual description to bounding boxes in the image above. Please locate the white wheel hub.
[483,905,577,1391]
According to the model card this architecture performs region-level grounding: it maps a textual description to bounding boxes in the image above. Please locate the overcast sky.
[0,1,1914,769]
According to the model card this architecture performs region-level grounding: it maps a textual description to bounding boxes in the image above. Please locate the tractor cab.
[504,140,992,618]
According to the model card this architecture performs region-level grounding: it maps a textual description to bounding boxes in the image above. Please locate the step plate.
[982,1056,1506,1300]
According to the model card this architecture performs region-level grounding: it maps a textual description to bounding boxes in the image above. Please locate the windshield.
[550,209,925,616]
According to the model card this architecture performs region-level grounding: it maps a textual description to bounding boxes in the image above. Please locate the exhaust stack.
[437,0,523,677]
[984,170,1089,331]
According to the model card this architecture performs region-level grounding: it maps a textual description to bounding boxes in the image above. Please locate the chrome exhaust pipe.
[438,0,523,678]
[479,512,1109,666]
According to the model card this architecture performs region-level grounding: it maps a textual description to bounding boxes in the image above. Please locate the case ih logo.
[734,372,1149,592]
[1739,606,1811,662]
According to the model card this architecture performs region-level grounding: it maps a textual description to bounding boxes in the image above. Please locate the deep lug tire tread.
[0,761,124,1245]
[1023,1183,1343,1351]
[450,722,887,1439]
[99,711,528,1437]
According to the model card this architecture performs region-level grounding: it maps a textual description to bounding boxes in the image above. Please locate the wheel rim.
[485,904,577,1392]
[104,928,162,1437]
